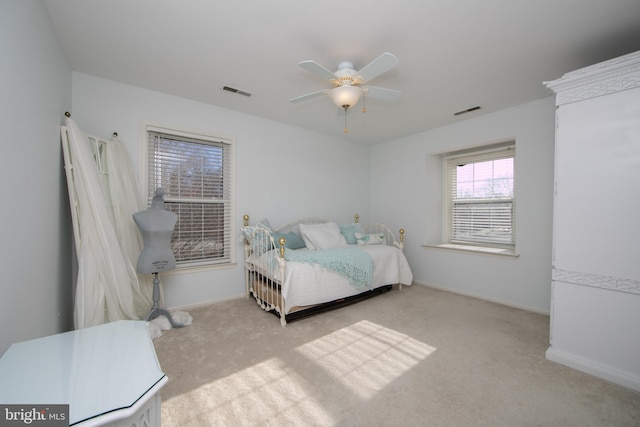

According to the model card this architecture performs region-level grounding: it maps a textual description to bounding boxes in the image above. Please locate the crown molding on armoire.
[545,50,640,105]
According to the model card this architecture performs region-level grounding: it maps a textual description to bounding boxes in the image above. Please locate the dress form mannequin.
[133,188,183,327]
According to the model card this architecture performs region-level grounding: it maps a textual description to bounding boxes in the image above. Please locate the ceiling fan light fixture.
[328,85,363,109]
[292,53,400,134]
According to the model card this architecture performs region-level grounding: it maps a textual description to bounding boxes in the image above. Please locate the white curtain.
[106,133,157,317]
[64,117,152,328]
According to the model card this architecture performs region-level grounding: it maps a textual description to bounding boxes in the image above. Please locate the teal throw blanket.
[285,247,373,290]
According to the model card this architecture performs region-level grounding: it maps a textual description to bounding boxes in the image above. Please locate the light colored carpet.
[153,285,640,426]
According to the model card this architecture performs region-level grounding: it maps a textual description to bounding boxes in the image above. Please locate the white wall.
[0,0,73,355]
[71,73,371,309]
[370,98,556,313]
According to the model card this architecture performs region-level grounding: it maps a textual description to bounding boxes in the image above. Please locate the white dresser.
[544,50,640,392]
[0,320,167,426]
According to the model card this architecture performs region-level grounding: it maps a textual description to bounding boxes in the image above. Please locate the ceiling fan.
[290,52,402,133]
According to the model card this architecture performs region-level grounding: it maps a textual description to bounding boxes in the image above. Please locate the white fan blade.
[289,89,329,103]
[356,52,398,83]
[363,86,402,102]
[299,60,337,82]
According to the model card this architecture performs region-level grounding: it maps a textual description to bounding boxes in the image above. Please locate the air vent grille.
[454,106,481,116]
[222,86,253,97]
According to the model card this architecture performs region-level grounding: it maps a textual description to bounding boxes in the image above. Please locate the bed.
[241,214,413,326]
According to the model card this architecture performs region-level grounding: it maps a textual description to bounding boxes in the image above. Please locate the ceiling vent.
[454,106,481,116]
[222,86,252,97]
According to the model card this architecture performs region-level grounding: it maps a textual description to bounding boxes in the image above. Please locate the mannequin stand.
[145,272,183,328]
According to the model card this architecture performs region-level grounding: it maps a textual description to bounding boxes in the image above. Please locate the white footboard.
[360,221,405,289]
[242,215,288,326]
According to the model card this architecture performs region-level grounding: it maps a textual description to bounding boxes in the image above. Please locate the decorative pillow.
[241,225,273,255]
[272,231,306,249]
[339,223,364,244]
[299,222,347,250]
[355,232,386,245]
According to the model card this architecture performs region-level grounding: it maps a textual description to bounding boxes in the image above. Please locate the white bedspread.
[249,245,413,314]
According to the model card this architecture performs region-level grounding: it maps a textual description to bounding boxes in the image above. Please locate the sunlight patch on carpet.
[162,357,334,426]
[295,320,436,400]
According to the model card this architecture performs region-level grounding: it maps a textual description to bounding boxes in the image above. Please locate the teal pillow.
[273,231,306,249]
[339,223,364,244]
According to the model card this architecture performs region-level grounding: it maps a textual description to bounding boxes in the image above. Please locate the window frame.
[141,122,235,269]
[442,142,516,252]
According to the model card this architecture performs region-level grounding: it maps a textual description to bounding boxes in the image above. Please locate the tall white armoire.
[544,50,640,392]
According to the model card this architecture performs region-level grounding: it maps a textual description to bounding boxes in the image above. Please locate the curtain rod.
[65,112,118,138]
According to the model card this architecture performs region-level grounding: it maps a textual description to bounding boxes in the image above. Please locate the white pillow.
[299,222,347,250]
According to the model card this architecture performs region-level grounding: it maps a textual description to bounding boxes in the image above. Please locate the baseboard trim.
[168,293,245,312]
[414,280,550,315]
[546,346,640,393]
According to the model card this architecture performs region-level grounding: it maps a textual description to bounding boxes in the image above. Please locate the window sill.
[423,243,519,258]
[165,261,237,275]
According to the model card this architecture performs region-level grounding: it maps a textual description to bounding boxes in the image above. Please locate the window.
[445,143,515,250]
[145,125,234,267]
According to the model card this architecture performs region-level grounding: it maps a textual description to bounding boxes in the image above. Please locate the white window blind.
[446,145,515,248]
[146,127,234,266]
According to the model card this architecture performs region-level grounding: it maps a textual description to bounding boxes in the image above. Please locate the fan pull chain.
[362,93,367,113]
[343,105,349,133]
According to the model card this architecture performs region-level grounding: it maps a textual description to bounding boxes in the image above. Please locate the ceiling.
[43,0,640,144]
